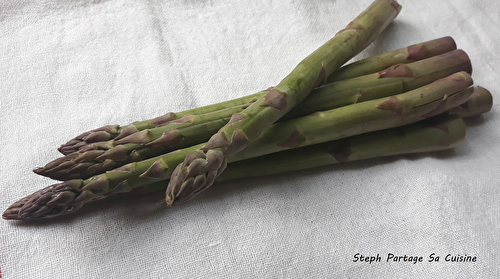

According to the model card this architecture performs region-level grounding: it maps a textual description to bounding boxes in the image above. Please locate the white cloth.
[1,0,499,278]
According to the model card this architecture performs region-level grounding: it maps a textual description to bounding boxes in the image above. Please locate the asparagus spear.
[82,113,473,199]
[59,36,455,155]
[326,36,456,82]
[449,86,493,117]
[3,71,473,220]
[112,85,494,197]
[167,1,403,204]
[36,49,472,181]
[36,82,404,181]
[48,0,404,182]
[100,86,493,199]
[217,114,466,183]
[2,113,466,221]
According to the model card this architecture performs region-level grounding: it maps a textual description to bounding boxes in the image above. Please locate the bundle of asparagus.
[36,48,470,181]
[2,0,493,220]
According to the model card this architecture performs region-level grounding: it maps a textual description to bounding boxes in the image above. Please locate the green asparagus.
[167,0,403,204]
[35,49,471,181]
[59,36,455,155]
[218,114,466,183]
[2,113,467,220]
[326,36,456,82]
[114,85,494,197]
[3,71,473,219]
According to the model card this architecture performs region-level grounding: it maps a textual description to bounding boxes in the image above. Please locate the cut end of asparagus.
[406,36,456,60]
[327,36,457,83]
[449,86,493,117]
[455,49,473,75]
[389,0,402,13]
[470,86,493,113]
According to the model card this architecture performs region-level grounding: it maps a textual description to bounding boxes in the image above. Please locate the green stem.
[169,1,405,204]
[4,71,474,220]
[59,0,402,157]
[218,114,466,182]
[59,35,456,155]
[3,114,466,218]
[327,36,457,82]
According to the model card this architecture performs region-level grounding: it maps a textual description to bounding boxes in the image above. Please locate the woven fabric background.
[1,0,499,278]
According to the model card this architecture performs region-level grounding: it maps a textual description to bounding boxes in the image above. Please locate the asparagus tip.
[166,149,227,205]
[2,195,31,220]
[3,208,20,220]
[33,168,43,175]
[3,180,89,220]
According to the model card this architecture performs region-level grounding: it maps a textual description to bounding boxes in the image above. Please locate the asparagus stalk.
[449,86,493,117]
[3,71,473,220]
[36,49,472,181]
[78,113,470,198]
[166,1,403,204]
[217,114,466,182]
[2,113,466,221]
[48,0,404,182]
[226,72,473,163]
[119,85,493,197]
[59,36,455,155]
[326,36,456,82]
[36,82,404,181]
